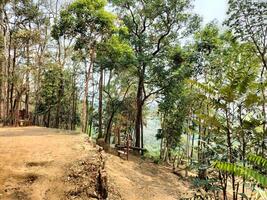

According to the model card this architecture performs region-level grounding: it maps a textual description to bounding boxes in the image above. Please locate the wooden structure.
[18,109,32,126]
[115,132,147,160]
[116,133,131,160]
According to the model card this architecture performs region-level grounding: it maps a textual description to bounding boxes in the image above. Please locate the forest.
[0,0,266,199]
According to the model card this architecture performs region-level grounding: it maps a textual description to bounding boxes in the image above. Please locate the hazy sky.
[194,0,228,25]
[62,0,228,26]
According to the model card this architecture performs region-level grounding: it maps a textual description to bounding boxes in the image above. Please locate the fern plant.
[214,154,267,199]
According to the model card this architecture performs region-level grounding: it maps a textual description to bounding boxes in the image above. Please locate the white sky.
[193,0,228,25]
[62,0,228,26]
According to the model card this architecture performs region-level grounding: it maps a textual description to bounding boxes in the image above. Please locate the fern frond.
[187,79,217,96]
[248,154,267,170]
[195,113,223,128]
[214,161,267,187]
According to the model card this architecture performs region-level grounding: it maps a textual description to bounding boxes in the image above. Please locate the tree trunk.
[82,59,90,132]
[135,67,144,148]
[225,107,236,200]
[25,42,30,119]
[190,132,195,165]
[5,33,12,125]
[141,116,144,151]
[105,110,115,144]
[47,108,51,127]
[88,66,95,137]
[10,45,16,125]
[98,66,103,138]
[0,3,5,122]
[260,68,266,156]
[13,87,26,126]
[71,67,77,130]
[55,70,63,128]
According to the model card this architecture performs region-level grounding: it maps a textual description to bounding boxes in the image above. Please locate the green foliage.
[96,35,135,71]
[1,0,266,198]
[248,154,267,170]
[14,0,41,23]
[37,64,62,113]
[214,157,267,187]
[226,0,267,45]
[143,151,161,164]
[52,0,116,48]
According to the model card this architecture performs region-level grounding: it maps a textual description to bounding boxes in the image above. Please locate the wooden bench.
[117,150,127,155]
[18,120,31,126]
[116,145,130,160]
[115,144,147,160]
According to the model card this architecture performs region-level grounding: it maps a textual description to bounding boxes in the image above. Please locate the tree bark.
[25,42,30,119]
[10,45,16,124]
[82,57,91,132]
[105,110,115,144]
[5,32,12,125]
[0,3,5,122]
[98,66,103,138]
[71,66,77,130]
[135,67,144,148]
[225,106,236,200]
[88,65,95,137]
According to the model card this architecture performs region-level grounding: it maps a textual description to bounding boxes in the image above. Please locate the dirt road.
[0,126,191,200]
[0,126,100,200]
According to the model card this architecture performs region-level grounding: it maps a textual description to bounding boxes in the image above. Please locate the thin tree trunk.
[71,67,76,130]
[82,59,89,132]
[225,106,236,200]
[88,66,95,137]
[98,66,103,138]
[82,50,94,133]
[0,3,5,122]
[260,67,266,156]
[135,67,144,148]
[10,45,17,125]
[190,131,195,165]
[25,42,30,119]
[141,116,144,149]
[47,108,51,127]
[238,105,246,199]
[105,110,115,143]
[5,33,12,124]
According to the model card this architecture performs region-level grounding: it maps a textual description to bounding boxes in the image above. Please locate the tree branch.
[143,87,164,103]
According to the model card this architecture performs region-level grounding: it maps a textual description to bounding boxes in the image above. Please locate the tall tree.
[111,0,200,148]
[226,0,267,156]
[52,0,116,133]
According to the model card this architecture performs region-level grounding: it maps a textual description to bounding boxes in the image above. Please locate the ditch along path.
[0,126,192,200]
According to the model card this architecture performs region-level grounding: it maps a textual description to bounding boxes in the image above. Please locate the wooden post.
[126,133,129,160]
[118,128,121,145]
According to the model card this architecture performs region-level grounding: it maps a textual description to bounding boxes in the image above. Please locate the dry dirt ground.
[0,126,191,200]
[105,153,191,200]
[0,126,107,200]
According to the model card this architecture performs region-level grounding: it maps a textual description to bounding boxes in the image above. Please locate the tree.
[96,34,135,142]
[188,25,262,199]
[0,0,7,121]
[52,0,116,133]
[110,0,200,148]
[226,0,267,157]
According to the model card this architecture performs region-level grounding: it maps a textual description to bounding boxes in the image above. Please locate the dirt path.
[0,126,191,200]
[105,153,191,200]
[0,126,100,200]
